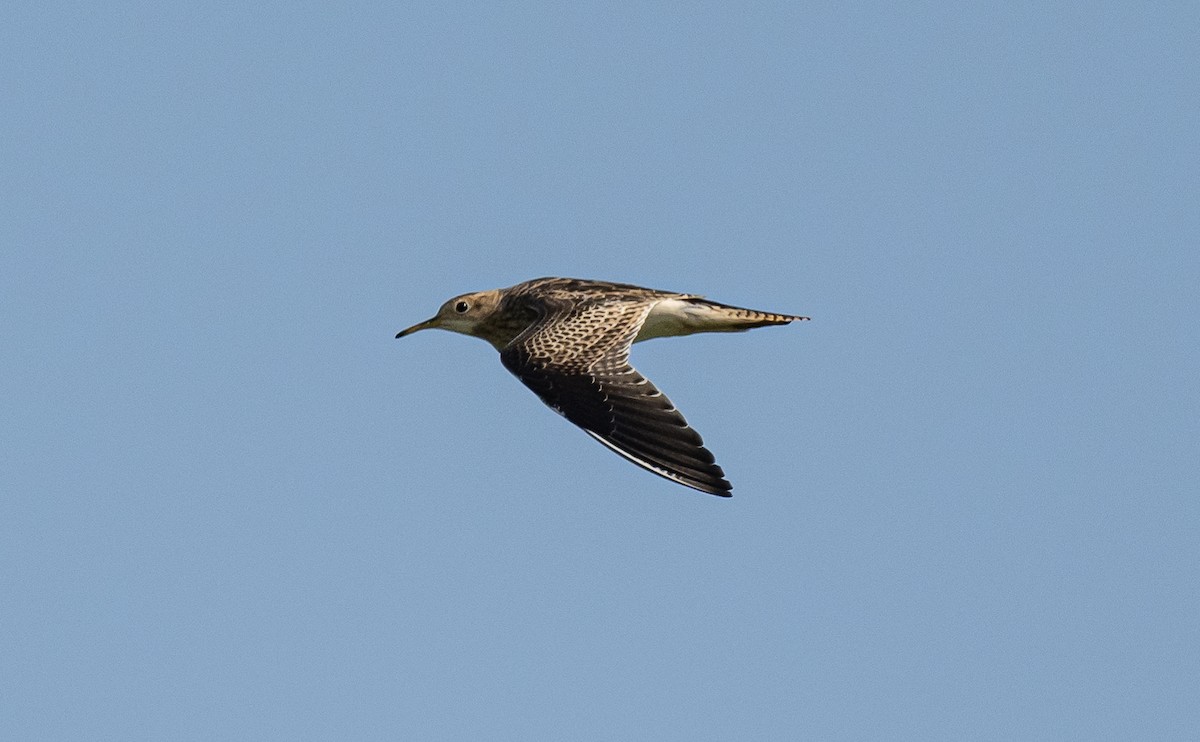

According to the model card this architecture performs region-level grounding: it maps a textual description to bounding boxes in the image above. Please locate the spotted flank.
[395,277,808,496]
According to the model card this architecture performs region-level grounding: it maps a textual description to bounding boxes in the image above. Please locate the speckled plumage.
[395,277,808,496]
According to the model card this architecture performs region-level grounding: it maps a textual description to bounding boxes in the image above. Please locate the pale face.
[395,290,502,339]
[431,291,501,334]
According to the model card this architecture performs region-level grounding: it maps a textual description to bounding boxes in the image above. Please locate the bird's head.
[395,289,504,340]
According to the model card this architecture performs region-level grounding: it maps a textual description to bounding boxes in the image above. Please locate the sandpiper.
[395,277,807,496]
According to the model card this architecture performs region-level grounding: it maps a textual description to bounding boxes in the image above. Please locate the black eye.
[454,301,470,313]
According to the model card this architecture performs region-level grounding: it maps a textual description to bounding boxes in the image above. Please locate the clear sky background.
[3,3,1198,740]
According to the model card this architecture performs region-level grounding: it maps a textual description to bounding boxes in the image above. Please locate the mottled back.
[497,278,732,495]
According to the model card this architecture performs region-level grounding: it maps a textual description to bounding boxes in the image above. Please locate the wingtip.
[684,476,734,497]
[668,479,732,497]
[708,481,734,497]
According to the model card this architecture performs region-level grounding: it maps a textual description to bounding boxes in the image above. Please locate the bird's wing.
[498,297,732,496]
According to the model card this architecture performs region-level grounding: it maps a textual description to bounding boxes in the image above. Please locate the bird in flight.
[395,277,807,496]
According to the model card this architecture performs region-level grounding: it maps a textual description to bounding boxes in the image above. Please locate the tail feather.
[636,296,808,341]
[686,298,810,329]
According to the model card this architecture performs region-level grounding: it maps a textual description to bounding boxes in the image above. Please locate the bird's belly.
[635,299,705,342]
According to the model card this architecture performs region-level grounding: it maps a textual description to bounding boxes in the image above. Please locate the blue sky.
[3,2,1198,740]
